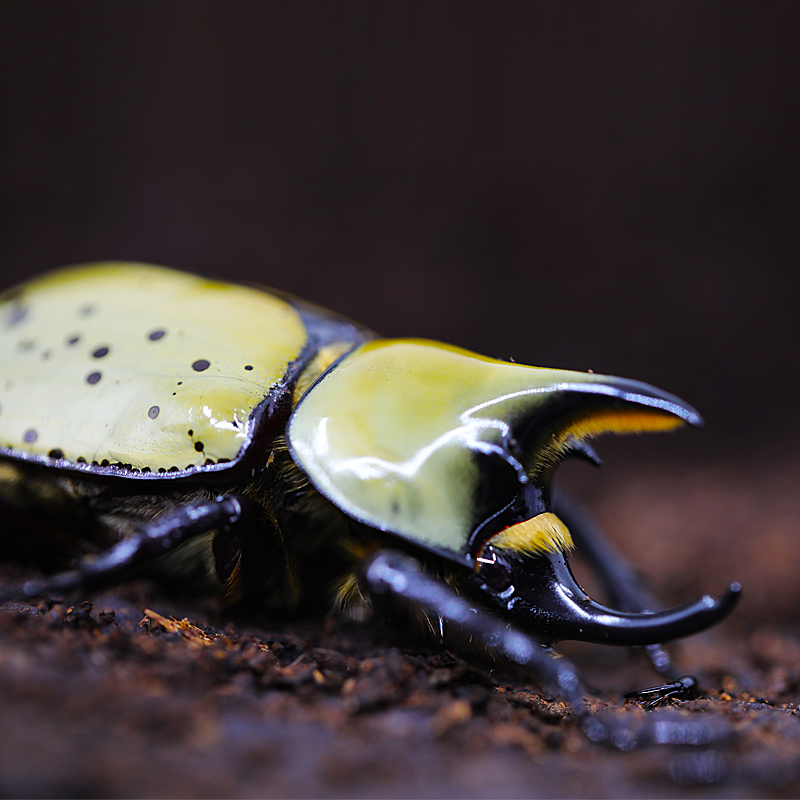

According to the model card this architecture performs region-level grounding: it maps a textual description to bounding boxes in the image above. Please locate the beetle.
[0,263,739,741]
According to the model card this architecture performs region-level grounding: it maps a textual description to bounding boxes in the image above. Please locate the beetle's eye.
[469,449,531,551]
[476,546,513,593]
[474,449,526,504]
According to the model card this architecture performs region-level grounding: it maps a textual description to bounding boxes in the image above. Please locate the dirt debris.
[2,456,800,797]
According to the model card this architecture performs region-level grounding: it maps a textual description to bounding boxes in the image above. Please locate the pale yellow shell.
[0,263,307,472]
[287,339,690,558]
[1,264,695,563]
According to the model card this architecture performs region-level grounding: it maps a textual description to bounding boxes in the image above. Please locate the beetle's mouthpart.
[486,548,741,646]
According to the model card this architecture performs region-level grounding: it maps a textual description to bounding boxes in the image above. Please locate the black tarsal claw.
[624,675,699,709]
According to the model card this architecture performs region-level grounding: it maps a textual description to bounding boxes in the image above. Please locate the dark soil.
[2,453,799,798]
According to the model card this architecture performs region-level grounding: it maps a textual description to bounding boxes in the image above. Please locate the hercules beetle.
[0,263,739,741]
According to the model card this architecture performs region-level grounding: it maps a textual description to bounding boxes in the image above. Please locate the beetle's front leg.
[363,550,734,750]
[1,495,259,604]
[363,549,585,706]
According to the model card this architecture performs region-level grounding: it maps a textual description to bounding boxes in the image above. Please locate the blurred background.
[2,2,798,461]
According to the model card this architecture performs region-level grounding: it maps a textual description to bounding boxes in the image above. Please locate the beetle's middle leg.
[1,495,261,604]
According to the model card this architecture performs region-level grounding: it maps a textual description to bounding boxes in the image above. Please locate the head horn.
[481,548,740,646]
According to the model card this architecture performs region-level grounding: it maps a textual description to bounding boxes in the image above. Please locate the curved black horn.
[493,549,741,646]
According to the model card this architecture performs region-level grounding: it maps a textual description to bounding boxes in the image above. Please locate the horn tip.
[711,582,742,617]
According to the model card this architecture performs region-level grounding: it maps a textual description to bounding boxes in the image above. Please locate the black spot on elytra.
[92,346,110,358]
[86,371,102,385]
[194,441,204,452]
[187,429,193,436]
[7,304,28,327]
[192,359,210,372]
[48,448,64,459]
[148,329,166,341]
[23,429,38,443]
[148,405,160,419]
[77,456,86,463]
[67,335,80,346]
[244,365,253,371]
[100,459,110,467]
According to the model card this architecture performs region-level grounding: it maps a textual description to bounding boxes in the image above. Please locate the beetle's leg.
[1,495,257,603]
[364,550,734,749]
[624,676,698,709]
[363,549,585,707]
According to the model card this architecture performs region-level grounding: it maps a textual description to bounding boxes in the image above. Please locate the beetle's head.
[287,339,739,645]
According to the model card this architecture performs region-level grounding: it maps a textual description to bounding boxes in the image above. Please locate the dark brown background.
[2,2,799,453]
[2,3,800,797]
